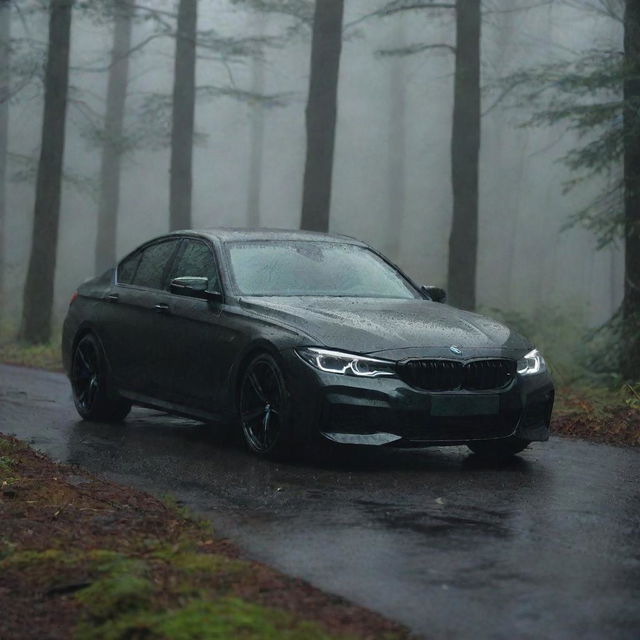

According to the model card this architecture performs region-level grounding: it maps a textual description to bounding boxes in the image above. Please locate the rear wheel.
[467,436,530,459]
[71,333,131,422]
[239,353,292,459]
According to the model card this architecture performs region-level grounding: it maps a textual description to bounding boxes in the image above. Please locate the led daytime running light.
[296,347,396,378]
[517,349,546,376]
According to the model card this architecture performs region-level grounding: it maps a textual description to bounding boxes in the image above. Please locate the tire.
[239,353,293,459]
[71,333,131,422]
[467,436,530,459]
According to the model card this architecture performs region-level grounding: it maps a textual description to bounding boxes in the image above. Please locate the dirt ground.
[552,386,640,448]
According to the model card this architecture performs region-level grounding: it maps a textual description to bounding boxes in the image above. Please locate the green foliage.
[77,597,338,640]
[196,30,276,60]
[623,382,640,409]
[0,454,15,477]
[132,86,289,152]
[75,547,339,640]
[485,305,621,385]
[160,494,211,532]
[230,0,314,29]
[0,437,19,453]
[76,557,155,623]
[496,48,640,247]
[8,151,99,200]
[6,37,47,103]
[2,548,68,567]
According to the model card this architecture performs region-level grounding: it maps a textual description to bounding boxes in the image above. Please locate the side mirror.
[170,277,223,303]
[421,285,447,303]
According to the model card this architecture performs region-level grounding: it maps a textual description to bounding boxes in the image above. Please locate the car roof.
[169,227,367,246]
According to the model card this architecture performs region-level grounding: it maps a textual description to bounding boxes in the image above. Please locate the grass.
[0,339,62,371]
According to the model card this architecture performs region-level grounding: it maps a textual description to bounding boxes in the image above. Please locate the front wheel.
[71,333,131,422]
[239,353,292,459]
[467,436,530,459]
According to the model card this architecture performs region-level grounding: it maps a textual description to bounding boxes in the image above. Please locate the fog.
[0,0,624,331]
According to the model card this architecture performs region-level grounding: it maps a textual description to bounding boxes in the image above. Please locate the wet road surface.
[1,364,639,639]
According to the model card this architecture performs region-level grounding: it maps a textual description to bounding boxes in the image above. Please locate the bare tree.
[169,0,197,231]
[94,0,134,274]
[20,0,73,344]
[300,0,345,232]
[0,0,9,312]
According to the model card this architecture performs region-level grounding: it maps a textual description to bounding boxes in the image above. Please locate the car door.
[100,238,181,397]
[158,238,239,412]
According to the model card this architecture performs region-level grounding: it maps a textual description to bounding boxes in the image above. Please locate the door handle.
[106,293,119,303]
[154,303,170,314]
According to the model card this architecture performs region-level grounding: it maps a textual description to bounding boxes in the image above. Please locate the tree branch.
[377,42,455,57]
[378,1,456,16]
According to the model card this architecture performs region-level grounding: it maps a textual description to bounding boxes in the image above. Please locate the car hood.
[239,296,531,358]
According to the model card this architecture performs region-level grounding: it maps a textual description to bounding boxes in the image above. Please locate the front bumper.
[283,350,554,446]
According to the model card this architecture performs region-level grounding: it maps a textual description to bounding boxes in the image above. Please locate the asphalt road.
[1,364,639,639]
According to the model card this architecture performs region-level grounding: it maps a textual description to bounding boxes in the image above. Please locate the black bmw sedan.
[63,229,554,459]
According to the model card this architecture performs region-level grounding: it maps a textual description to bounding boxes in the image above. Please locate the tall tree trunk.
[0,0,9,315]
[386,18,406,261]
[447,0,480,310]
[94,0,133,275]
[20,0,72,344]
[300,0,344,232]
[622,0,640,380]
[169,0,197,231]
[246,14,266,228]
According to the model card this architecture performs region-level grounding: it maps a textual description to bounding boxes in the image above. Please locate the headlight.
[517,349,546,376]
[295,347,396,378]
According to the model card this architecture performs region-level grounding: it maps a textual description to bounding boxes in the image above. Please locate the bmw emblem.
[450,345,463,355]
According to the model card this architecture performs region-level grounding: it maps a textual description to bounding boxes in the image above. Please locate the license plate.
[431,395,499,417]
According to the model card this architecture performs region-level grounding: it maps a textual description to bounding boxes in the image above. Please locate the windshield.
[227,241,418,298]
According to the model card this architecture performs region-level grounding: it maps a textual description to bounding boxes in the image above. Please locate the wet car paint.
[1,364,639,639]
[62,229,553,448]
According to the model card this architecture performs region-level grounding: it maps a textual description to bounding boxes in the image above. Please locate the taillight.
[69,291,78,305]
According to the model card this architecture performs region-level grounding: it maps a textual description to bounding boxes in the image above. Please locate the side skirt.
[119,389,232,424]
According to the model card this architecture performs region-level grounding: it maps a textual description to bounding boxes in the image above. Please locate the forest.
[0,0,638,387]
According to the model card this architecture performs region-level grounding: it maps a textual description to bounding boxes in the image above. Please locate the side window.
[117,252,141,285]
[132,240,179,290]
[172,240,220,291]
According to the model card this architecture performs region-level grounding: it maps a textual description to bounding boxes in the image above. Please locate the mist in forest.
[0,0,629,368]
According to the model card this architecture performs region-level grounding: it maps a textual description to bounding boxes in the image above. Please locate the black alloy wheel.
[467,436,530,459]
[239,353,291,458]
[71,334,131,421]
